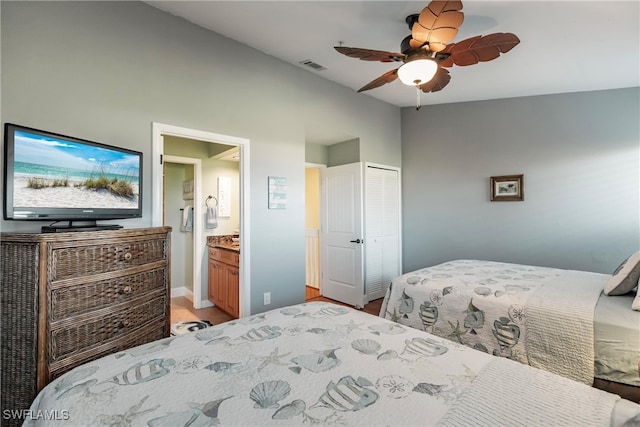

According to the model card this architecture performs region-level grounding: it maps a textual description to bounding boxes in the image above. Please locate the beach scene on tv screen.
[12,130,140,209]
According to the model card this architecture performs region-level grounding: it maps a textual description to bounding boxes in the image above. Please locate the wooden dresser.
[208,246,239,318]
[0,226,171,420]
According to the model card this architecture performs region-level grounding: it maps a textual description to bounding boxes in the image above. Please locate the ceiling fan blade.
[419,67,451,93]
[439,33,520,67]
[358,68,399,92]
[334,46,405,63]
[411,0,464,52]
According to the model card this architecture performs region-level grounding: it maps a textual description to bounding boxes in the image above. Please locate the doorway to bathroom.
[152,122,250,317]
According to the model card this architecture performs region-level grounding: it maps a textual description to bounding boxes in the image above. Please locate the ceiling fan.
[335,0,520,109]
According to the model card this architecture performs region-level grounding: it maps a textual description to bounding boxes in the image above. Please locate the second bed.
[380,259,640,401]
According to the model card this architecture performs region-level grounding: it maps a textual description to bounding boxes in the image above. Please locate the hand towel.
[206,206,218,229]
[181,206,193,232]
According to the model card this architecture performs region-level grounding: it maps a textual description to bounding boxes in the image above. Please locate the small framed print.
[490,174,524,201]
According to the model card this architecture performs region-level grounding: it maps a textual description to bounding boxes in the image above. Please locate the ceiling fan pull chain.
[416,86,421,111]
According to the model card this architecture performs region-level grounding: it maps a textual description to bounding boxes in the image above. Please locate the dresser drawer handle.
[124,252,132,261]
[117,285,133,295]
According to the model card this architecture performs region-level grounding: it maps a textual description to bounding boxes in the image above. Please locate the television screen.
[3,123,142,229]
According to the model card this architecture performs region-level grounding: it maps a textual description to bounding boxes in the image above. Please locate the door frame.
[305,162,326,297]
[163,155,200,303]
[151,122,251,316]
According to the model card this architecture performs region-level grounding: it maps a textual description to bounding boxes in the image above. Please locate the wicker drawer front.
[49,268,167,320]
[49,295,166,361]
[48,323,167,381]
[50,237,167,280]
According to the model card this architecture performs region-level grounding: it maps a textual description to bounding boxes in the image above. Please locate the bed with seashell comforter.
[380,259,640,400]
[26,301,639,426]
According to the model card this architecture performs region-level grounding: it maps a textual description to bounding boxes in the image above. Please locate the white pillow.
[633,287,640,311]
[604,251,640,296]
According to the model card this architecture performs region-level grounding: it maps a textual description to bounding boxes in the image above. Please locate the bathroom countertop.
[207,235,240,253]
[209,242,240,253]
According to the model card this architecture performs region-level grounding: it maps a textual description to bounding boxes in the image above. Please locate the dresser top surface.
[1,226,172,243]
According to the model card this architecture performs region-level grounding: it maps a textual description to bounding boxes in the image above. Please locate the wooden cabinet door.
[225,265,240,318]
[218,264,228,310]
[208,260,226,308]
[207,248,239,318]
[208,259,217,303]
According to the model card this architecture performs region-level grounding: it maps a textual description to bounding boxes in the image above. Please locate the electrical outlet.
[264,292,271,305]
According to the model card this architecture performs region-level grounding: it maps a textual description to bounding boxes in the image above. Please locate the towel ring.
[206,195,218,207]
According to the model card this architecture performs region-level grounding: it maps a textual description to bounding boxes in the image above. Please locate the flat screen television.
[3,123,142,232]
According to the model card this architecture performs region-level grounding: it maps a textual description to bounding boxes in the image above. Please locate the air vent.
[299,59,326,71]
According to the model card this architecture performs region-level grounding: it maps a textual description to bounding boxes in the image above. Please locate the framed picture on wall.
[490,174,524,201]
[182,179,194,200]
[268,176,287,209]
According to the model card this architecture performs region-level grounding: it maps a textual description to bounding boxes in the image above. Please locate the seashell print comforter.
[380,259,610,385]
[26,302,638,426]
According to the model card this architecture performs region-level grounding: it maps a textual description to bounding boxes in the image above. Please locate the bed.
[379,258,640,401]
[25,301,639,426]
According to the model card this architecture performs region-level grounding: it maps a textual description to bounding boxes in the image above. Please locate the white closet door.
[365,165,401,302]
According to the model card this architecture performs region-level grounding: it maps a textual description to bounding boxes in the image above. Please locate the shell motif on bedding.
[405,275,421,285]
[280,307,302,316]
[474,286,492,296]
[351,339,381,355]
[249,380,291,409]
[195,327,224,341]
[237,314,267,324]
[377,350,398,361]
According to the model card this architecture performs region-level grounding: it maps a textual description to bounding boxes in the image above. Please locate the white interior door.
[321,162,365,308]
[364,164,401,301]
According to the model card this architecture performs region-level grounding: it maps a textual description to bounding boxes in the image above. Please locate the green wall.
[401,88,640,274]
[0,1,402,314]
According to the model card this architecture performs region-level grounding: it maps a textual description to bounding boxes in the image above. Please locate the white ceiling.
[145,1,639,109]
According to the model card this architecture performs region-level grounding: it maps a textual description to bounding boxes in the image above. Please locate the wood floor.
[170,296,234,325]
[170,293,383,325]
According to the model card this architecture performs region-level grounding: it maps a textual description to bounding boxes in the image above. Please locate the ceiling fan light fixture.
[397,58,438,86]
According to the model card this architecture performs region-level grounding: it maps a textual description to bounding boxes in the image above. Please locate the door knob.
[350,239,362,244]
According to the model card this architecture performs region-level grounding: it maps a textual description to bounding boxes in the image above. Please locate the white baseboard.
[199,299,214,308]
[170,286,193,301]
[171,286,213,309]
